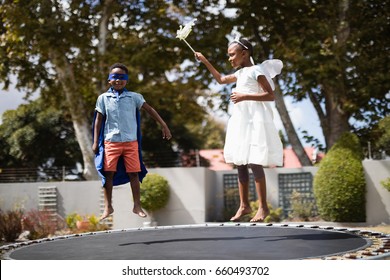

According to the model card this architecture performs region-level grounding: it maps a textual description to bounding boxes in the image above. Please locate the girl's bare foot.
[230,206,252,222]
[100,206,114,221]
[133,207,147,218]
[250,207,270,223]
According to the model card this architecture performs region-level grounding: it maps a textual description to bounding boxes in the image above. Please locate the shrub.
[376,116,390,156]
[88,214,100,231]
[223,187,257,221]
[84,214,108,232]
[223,188,240,221]
[289,190,315,221]
[22,209,57,239]
[65,212,82,230]
[65,212,108,233]
[0,209,24,242]
[381,178,390,192]
[248,201,283,223]
[140,173,170,215]
[313,132,366,222]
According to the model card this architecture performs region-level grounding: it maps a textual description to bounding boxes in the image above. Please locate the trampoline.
[2,223,388,260]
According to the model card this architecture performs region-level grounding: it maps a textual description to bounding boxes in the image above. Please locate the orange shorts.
[104,141,141,173]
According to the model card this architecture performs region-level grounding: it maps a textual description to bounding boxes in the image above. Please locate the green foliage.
[223,188,241,221]
[1,0,388,169]
[249,201,283,223]
[0,1,224,170]
[223,195,283,223]
[381,178,390,192]
[87,214,102,231]
[0,99,82,168]
[65,212,83,230]
[376,116,390,156]
[313,132,366,222]
[289,190,315,221]
[223,187,256,221]
[190,116,225,149]
[0,209,24,242]
[140,173,170,213]
[226,0,389,149]
[65,212,108,233]
[22,209,57,240]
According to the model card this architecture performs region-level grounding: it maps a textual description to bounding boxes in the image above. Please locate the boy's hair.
[229,37,253,57]
[109,63,129,74]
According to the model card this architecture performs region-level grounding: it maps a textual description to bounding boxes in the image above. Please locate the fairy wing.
[258,59,283,90]
[260,59,283,78]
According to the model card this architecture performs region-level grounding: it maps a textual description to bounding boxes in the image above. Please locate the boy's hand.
[162,126,172,140]
[92,143,99,154]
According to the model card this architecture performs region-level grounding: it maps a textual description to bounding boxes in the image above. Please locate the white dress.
[223,59,283,166]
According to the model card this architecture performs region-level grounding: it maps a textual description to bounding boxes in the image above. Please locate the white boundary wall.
[362,160,390,225]
[0,161,389,228]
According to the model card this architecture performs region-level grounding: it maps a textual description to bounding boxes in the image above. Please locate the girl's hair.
[109,63,129,74]
[229,37,253,56]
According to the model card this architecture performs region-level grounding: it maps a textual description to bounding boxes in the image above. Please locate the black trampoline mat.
[9,224,369,260]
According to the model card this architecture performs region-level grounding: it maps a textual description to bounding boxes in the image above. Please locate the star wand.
[176,18,197,53]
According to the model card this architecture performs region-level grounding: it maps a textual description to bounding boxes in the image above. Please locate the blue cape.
[92,109,148,187]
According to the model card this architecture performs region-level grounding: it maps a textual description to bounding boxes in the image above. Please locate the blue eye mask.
[108,73,128,81]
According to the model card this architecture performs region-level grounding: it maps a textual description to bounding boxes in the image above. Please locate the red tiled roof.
[199,149,233,171]
[283,147,324,168]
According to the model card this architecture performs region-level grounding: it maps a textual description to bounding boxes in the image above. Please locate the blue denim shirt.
[95,88,145,142]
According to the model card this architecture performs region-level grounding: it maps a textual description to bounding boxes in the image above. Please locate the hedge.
[313,132,366,222]
[140,173,170,213]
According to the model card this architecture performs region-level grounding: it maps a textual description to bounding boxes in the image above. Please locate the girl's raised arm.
[195,52,236,84]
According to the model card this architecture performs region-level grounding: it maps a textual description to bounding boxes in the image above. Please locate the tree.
[0,0,106,178]
[3,0,386,173]
[0,99,82,168]
[175,0,313,165]
[224,0,389,153]
[0,0,214,175]
[370,116,390,158]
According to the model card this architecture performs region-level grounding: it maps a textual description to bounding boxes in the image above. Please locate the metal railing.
[0,150,208,183]
[0,166,82,183]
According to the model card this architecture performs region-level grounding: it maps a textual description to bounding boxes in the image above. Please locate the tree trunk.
[274,86,313,166]
[323,84,350,148]
[48,0,115,180]
[98,0,114,92]
[307,89,329,148]
[251,21,312,166]
[320,0,350,148]
[49,51,98,180]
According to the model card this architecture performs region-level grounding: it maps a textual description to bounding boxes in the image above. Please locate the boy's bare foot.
[250,207,270,223]
[133,207,147,218]
[100,206,114,221]
[230,206,252,222]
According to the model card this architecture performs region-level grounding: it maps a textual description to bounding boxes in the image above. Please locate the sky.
[0,82,325,148]
[0,86,39,124]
